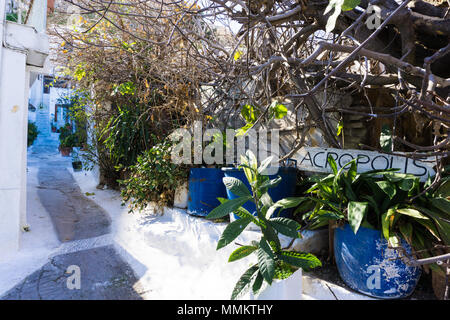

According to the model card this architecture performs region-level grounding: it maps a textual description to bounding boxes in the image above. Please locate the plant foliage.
[207,151,321,300]
[120,138,188,211]
[297,156,450,258]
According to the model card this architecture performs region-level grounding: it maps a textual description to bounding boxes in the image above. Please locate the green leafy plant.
[27,121,39,147]
[59,124,79,148]
[298,156,449,257]
[237,102,288,137]
[206,151,321,300]
[120,138,188,211]
[100,104,153,168]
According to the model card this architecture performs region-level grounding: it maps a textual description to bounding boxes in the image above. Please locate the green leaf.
[348,201,369,234]
[397,208,430,220]
[246,150,258,170]
[259,176,282,190]
[435,179,450,198]
[252,272,264,295]
[415,206,450,245]
[376,181,397,199]
[272,103,288,119]
[269,217,302,239]
[342,0,360,11]
[362,195,380,215]
[308,198,342,213]
[415,219,441,242]
[261,222,281,252]
[399,222,413,244]
[347,159,357,181]
[278,251,322,271]
[239,153,257,185]
[343,176,357,201]
[235,123,253,137]
[206,196,252,220]
[241,104,259,124]
[381,208,396,241]
[228,246,258,262]
[231,264,259,300]
[257,156,274,174]
[431,198,450,216]
[384,172,412,183]
[257,238,276,285]
[227,202,259,225]
[327,155,338,175]
[313,209,344,220]
[380,124,392,152]
[267,197,308,219]
[274,197,308,209]
[223,177,251,197]
[336,120,344,136]
[234,50,243,61]
[398,178,416,192]
[217,217,253,249]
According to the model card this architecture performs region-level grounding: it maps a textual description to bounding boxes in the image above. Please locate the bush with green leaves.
[296,156,450,259]
[120,139,188,211]
[27,121,39,147]
[59,124,79,148]
[206,151,321,300]
[100,104,168,169]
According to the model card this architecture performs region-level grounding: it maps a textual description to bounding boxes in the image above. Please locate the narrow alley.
[1,136,143,300]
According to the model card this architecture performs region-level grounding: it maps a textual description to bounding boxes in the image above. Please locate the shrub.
[206,151,321,299]
[59,123,79,148]
[120,139,188,211]
[27,122,39,147]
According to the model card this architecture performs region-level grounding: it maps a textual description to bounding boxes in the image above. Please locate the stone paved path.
[1,137,143,300]
[2,246,143,300]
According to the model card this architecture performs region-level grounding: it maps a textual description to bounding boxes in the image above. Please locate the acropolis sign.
[294,147,436,181]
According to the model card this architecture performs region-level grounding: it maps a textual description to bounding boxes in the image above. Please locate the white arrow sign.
[294,147,435,181]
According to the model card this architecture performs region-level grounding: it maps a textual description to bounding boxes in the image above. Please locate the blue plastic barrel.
[187,168,228,217]
[222,166,297,219]
[334,224,421,299]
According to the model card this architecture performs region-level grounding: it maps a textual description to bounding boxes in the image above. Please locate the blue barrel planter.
[222,166,297,219]
[187,168,228,217]
[334,224,421,299]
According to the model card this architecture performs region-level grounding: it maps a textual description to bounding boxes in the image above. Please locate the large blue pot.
[334,224,421,299]
[222,167,297,219]
[187,168,228,217]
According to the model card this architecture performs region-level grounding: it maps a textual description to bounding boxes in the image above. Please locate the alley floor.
[1,136,144,300]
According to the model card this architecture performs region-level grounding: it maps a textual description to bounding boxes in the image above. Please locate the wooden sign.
[294,147,435,181]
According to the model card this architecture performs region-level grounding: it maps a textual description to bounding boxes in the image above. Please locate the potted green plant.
[59,124,77,157]
[206,151,321,300]
[27,121,39,147]
[120,139,189,212]
[296,156,449,299]
[71,150,83,171]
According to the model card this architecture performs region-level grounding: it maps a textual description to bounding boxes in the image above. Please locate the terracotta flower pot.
[60,147,72,157]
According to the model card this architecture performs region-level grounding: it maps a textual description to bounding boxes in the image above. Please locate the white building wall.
[0,47,28,254]
[0,0,49,256]
[27,74,43,123]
